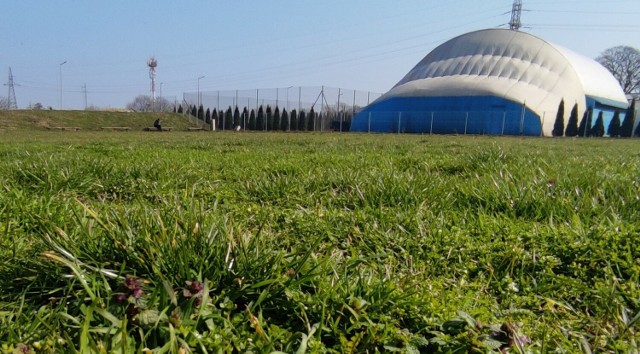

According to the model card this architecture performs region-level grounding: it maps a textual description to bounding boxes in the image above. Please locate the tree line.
[552,99,640,138]
[178,104,353,132]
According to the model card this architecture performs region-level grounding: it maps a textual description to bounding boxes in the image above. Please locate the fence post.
[352,90,356,121]
[398,112,402,134]
[368,112,371,133]
[501,111,506,135]
[255,89,259,131]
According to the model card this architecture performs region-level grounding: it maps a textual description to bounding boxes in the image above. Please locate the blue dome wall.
[351,96,542,135]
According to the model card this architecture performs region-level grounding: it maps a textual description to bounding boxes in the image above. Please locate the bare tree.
[596,46,640,94]
[126,95,174,112]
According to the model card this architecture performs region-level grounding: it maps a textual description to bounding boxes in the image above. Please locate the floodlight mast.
[509,0,523,31]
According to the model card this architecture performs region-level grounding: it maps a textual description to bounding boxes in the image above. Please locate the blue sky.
[1,0,639,109]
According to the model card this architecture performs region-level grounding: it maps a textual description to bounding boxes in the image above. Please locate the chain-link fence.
[180,86,382,131]
[350,110,550,136]
[178,88,640,137]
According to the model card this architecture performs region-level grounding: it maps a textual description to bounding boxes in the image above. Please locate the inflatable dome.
[351,28,628,136]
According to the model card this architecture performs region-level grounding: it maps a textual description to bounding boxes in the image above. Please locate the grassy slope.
[0,110,201,131]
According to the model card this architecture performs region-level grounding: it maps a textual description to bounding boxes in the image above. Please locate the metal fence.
[350,110,556,136]
[181,86,382,131]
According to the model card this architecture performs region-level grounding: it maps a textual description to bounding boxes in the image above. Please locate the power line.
[531,9,640,15]
[529,24,640,31]
[194,12,507,90]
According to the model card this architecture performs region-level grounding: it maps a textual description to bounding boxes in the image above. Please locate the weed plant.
[0,132,639,353]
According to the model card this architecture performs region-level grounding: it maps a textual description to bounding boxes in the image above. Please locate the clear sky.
[1,0,639,109]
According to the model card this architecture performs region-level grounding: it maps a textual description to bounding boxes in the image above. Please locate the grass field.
[0,128,639,353]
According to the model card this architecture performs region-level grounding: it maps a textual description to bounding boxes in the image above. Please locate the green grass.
[0,130,639,353]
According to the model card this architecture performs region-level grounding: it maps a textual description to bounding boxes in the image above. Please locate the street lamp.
[59,61,67,110]
[286,86,293,111]
[197,75,205,108]
[196,76,205,126]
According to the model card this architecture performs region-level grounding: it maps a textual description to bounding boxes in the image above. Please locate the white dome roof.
[381,29,627,133]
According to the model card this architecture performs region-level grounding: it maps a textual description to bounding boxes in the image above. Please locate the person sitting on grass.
[153,118,162,131]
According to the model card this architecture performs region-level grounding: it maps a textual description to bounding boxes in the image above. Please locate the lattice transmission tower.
[5,67,18,109]
[148,57,157,101]
[509,0,523,31]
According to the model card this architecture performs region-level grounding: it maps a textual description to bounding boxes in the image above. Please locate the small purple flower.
[183,280,205,306]
[114,293,128,303]
[132,288,144,299]
[125,276,142,290]
[187,281,203,294]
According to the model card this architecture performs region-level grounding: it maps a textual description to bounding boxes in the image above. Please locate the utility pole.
[82,84,87,110]
[59,61,67,110]
[509,0,523,31]
[197,75,205,109]
[5,67,18,109]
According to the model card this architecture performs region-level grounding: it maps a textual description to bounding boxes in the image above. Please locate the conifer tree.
[233,107,240,129]
[273,107,281,132]
[621,100,636,137]
[266,106,273,131]
[241,107,248,129]
[578,110,594,137]
[177,105,183,114]
[552,99,565,137]
[190,105,197,118]
[198,105,204,121]
[591,111,605,137]
[607,111,621,137]
[280,109,289,131]
[218,110,224,130]
[577,112,587,137]
[205,108,211,124]
[249,109,256,130]
[225,107,233,130]
[308,108,316,131]
[290,109,298,131]
[256,106,265,131]
[564,103,579,136]
[298,110,306,131]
